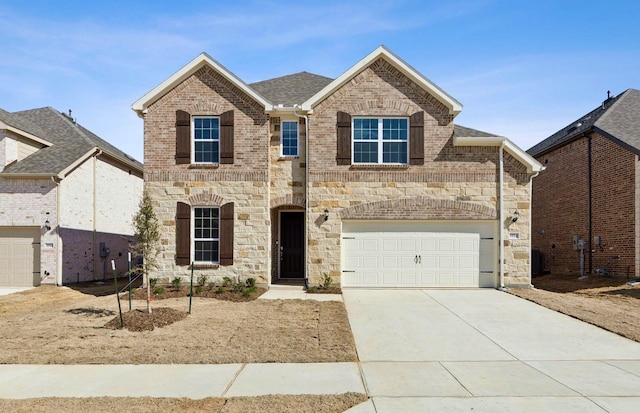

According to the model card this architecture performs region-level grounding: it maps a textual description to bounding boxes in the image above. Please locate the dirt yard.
[0,284,357,364]
[510,273,640,342]
[0,283,366,412]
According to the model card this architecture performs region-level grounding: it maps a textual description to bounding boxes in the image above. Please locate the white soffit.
[131,53,272,116]
[301,45,463,115]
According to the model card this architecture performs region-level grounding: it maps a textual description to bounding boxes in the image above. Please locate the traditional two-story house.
[132,46,542,289]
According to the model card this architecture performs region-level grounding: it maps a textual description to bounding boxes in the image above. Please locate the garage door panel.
[342,223,496,288]
[0,228,40,287]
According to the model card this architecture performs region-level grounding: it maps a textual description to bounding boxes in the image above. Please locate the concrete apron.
[342,289,640,412]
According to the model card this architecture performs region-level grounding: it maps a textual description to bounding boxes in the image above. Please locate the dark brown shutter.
[219,202,234,265]
[220,110,234,164]
[409,111,424,165]
[176,110,191,164]
[176,202,191,265]
[336,111,351,165]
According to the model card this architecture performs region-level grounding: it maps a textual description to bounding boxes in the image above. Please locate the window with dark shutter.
[176,110,191,164]
[175,202,191,265]
[336,111,351,165]
[219,202,234,265]
[220,110,234,164]
[409,111,424,165]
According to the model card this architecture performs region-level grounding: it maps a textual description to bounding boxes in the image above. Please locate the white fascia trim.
[0,120,53,147]
[453,135,545,174]
[301,45,463,115]
[131,52,273,117]
[57,147,101,179]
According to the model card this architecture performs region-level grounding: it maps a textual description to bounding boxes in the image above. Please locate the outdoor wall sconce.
[511,209,520,223]
[44,213,51,231]
[323,209,329,221]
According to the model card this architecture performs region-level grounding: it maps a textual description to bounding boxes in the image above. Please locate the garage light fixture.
[324,209,329,221]
[511,210,519,223]
[44,213,51,231]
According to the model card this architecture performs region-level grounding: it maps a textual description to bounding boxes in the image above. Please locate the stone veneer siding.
[305,59,533,287]
[143,67,271,284]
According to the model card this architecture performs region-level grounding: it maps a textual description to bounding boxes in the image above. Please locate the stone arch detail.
[187,100,226,115]
[344,98,413,117]
[271,195,306,209]
[339,197,497,220]
[188,192,224,206]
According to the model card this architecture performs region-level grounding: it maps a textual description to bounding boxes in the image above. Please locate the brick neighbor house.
[132,46,542,289]
[528,89,640,278]
[0,107,143,287]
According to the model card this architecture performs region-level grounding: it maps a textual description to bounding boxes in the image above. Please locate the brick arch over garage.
[339,197,497,220]
[271,195,306,209]
[188,193,224,206]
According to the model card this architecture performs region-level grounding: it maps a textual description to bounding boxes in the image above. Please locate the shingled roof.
[528,89,640,157]
[1,107,142,177]
[249,72,333,107]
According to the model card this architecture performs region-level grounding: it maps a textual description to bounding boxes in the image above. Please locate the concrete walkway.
[2,288,640,413]
[343,289,640,412]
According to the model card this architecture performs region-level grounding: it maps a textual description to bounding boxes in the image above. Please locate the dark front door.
[280,212,304,279]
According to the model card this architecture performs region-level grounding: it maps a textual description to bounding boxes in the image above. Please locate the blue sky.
[1,0,638,162]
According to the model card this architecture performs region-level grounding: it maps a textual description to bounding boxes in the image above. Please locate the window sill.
[277,156,300,161]
[188,164,220,169]
[349,164,410,170]
[192,263,219,269]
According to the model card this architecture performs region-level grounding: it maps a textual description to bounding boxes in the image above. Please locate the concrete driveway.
[343,289,640,413]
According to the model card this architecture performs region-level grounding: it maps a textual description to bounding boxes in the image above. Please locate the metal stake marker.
[127,252,132,311]
[113,260,124,328]
[189,262,194,314]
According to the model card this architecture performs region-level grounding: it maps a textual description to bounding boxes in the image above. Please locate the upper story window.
[353,118,408,164]
[281,121,299,157]
[193,117,220,163]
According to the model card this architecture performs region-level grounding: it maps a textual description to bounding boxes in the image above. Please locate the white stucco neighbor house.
[0,107,143,287]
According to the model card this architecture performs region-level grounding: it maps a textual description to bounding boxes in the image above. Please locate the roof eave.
[301,45,463,115]
[131,53,273,116]
[0,120,53,147]
[454,135,544,174]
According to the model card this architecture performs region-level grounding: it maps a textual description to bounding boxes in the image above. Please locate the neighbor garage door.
[0,227,41,287]
[342,221,496,288]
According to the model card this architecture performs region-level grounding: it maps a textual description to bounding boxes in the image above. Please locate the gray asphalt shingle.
[1,107,142,176]
[528,89,640,157]
[249,72,333,107]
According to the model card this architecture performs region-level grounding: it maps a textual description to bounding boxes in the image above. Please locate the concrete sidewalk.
[0,363,364,399]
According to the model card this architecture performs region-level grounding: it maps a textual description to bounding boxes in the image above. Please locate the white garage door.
[0,227,41,287]
[342,221,496,288]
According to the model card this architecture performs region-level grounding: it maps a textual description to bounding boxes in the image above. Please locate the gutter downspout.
[587,135,593,275]
[293,105,309,289]
[93,150,103,281]
[499,143,506,290]
[51,176,62,286]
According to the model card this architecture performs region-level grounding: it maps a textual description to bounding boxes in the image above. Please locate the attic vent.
[566,126,577,134]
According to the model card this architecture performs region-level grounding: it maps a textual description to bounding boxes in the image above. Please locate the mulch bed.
[104,307,188,332]
[125,286,267,302]
[306,287,342,294]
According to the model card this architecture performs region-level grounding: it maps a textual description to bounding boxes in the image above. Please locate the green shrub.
[197,274,207,287]
[320,273,333,289]
[232,281,245,293]
[195,286,204,294]
[149,278,158,289]
[153,287,165,294]
[222,276,233,288]
[242,286,257,297]
[216,286,226,294]
[171,276,182,290]
[245,277,256,288]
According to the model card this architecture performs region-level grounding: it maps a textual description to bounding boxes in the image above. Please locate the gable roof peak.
[132,52,272,116]
[301,45,462,115]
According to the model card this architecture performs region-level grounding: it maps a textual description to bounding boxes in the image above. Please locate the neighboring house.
[528,89,640,277]
[0,107,143,287]
[132,46,542,289]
